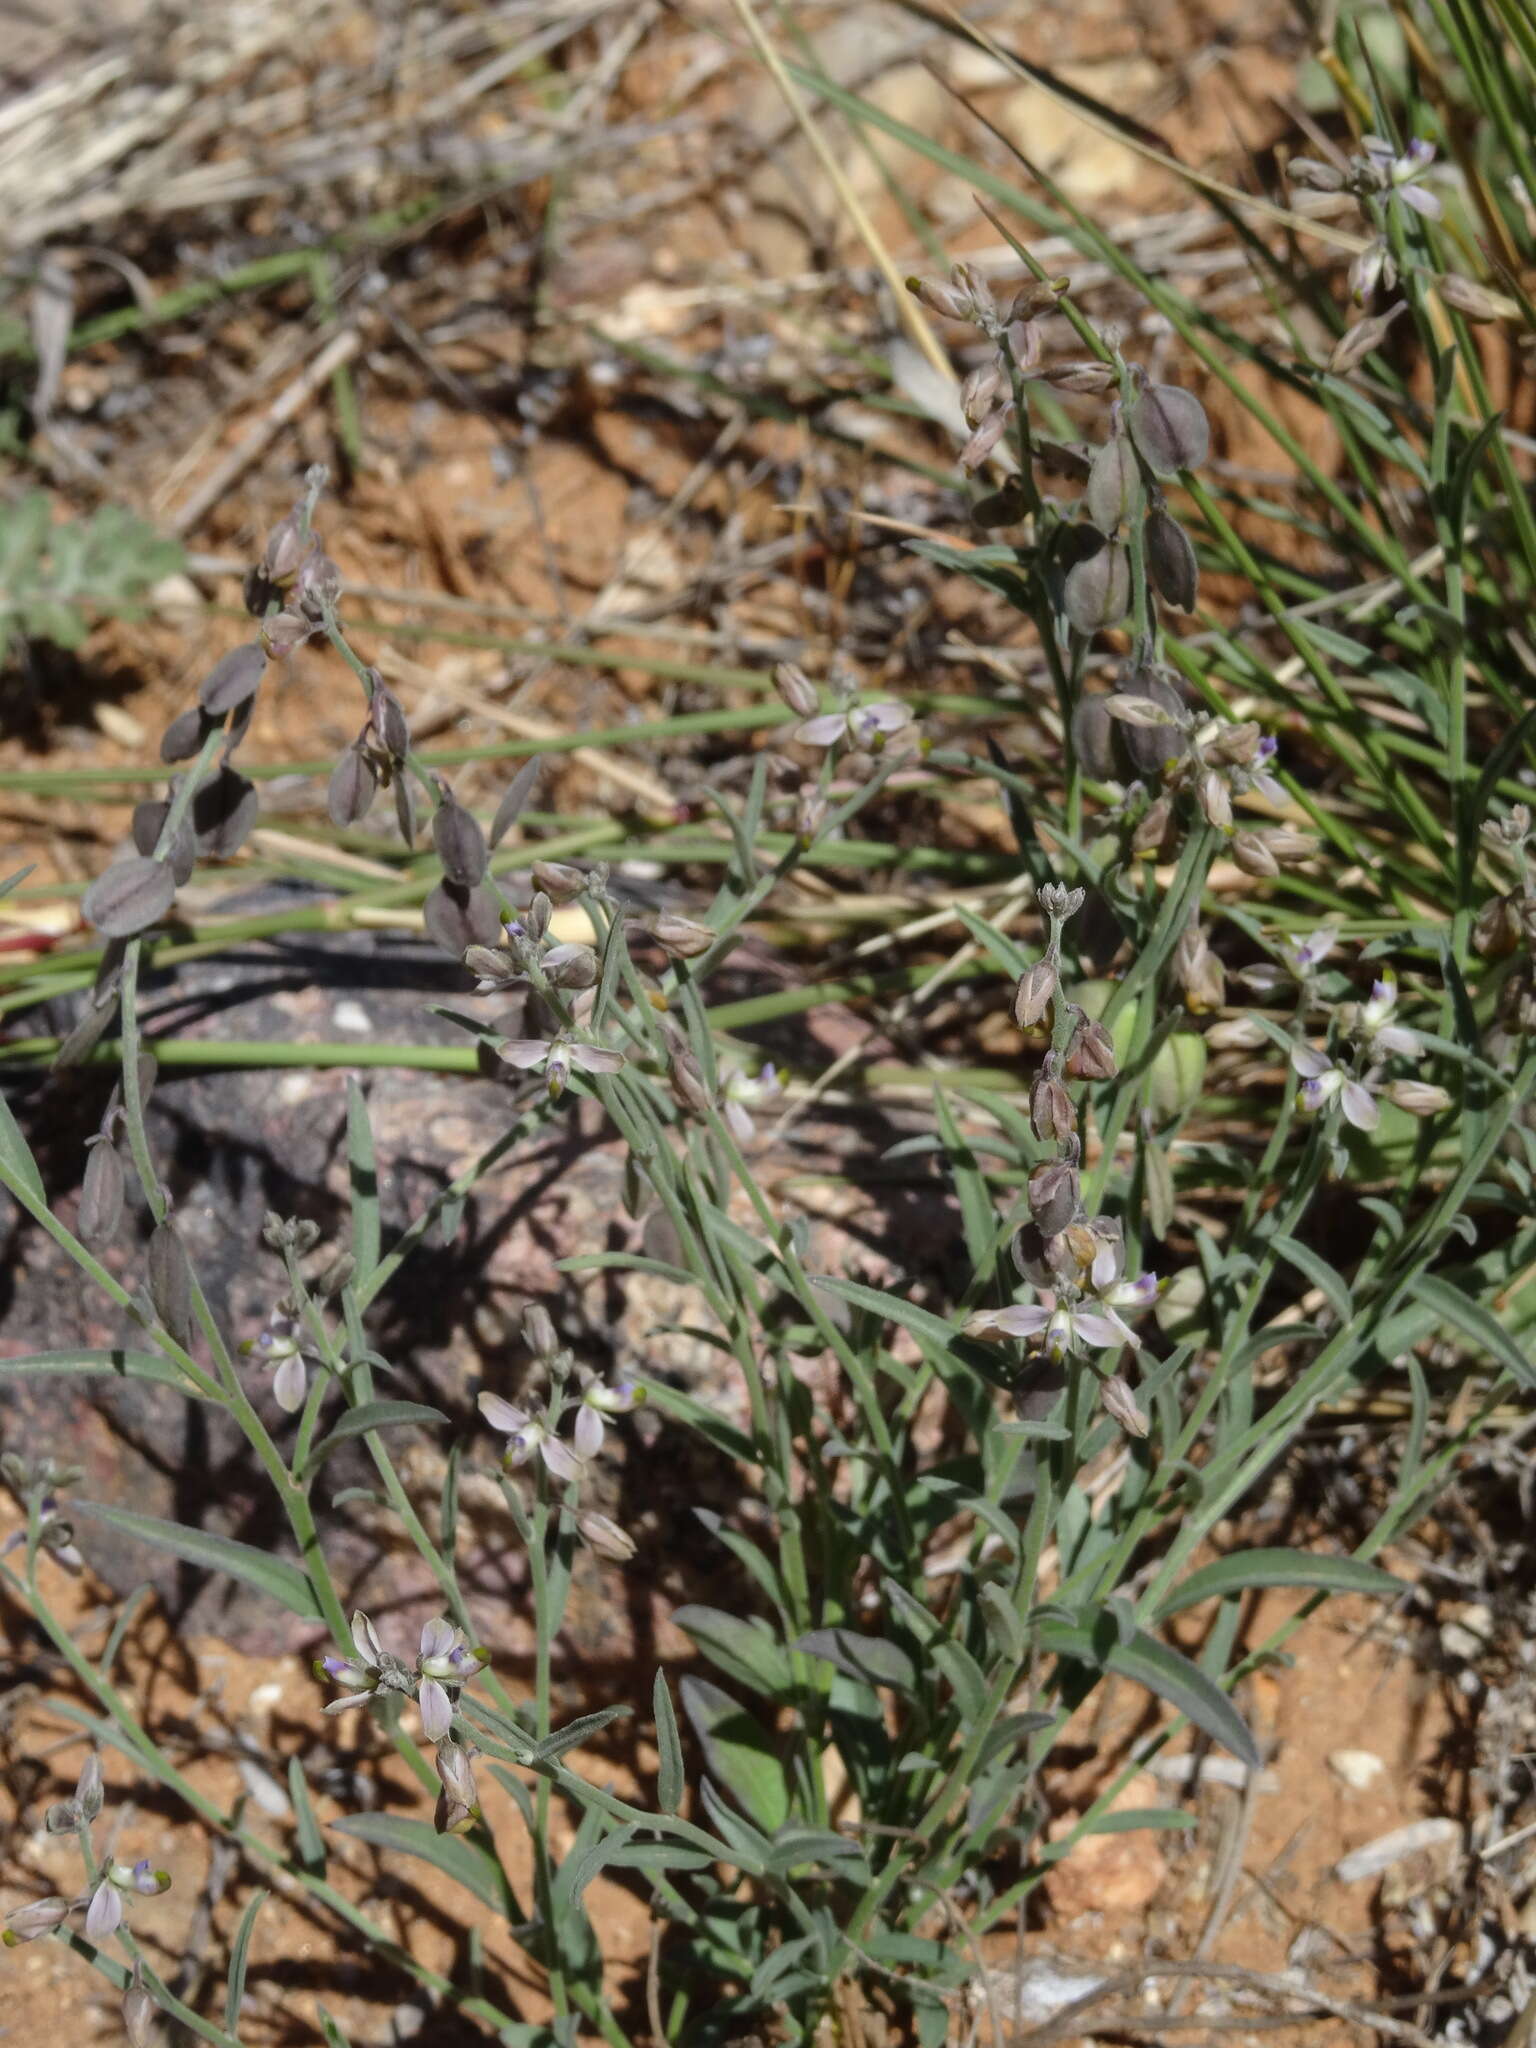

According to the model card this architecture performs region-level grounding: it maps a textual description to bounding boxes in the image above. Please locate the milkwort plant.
[4,27,1536,2048]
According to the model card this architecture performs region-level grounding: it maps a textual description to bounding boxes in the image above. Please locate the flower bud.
[1013,956,1057,1030]
[574,1509,637,1562]
[1064,1013,1118,1081]
[1100,1375,1150,1438]
[770,661,819,717]
[669,1048,712,1118]
[1348,238,1396,305]
[433,1740,481,1835]
[542,943,599,989]
[959,360,1007,427]
[1038,883,1085,924]
[1384,1078,1453,1116]
[76,1751,104,1821]
[1131,795,1175,858]
[262,512,311,584]
[1229,829,1279,879]
[530,860,585,903]
[1328,302,1405,375]
[2,1897,70,1946]
[795,787,827,845]
[1288,156,1346,191]
[1042,361,1118,394]
[1204,1015,1269,1051]
[1437,271,1504,322]
[959,400,1015,473]
[1029,1070,1075,1145]
[294,550,343,621]
[1127,381,1210,475]
[1028,1157,1080,1236]
[524,1303,559,1359]
[1198,769,1233,831]
[258,607,315,660]
[123,1979,160,2048]
[652,914,715,960]
[367,680,410,760]
[905,275,972,322]
[79,1136,125,1247]
[1145,506,1199,611]
[1473,894,1522,959]
[1003,279,1067,324]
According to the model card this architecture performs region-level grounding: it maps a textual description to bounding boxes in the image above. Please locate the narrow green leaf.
[224,1887,267,2033]
[0,1094,45,1206]
[932,1639,989,1725]
[673,1604,795,1701]
[317,2008,353,2047]
[1038,1809,1196,1861]
[1039,1617,1260,1767]
[330,1812,512,1916]
[654,1670,684,1815]
[0,1347,213,1396]
[1155,1548,1402,1619]
[531,1704,632,1763]
[557,1820,637,1909]
[73,1502,323,1622]
[100,1584,153,1680]
[1413,1270,1536,1388]
[303,1399,449,1477]
[345,1078,380,1281]
[287,1758,326,1872]
[1270,1234,1353,1321]
[679,1677,789,1833]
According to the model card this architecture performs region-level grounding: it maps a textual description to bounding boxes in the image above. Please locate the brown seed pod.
[433,796,489,888]
[1085,435,1141,534]
[198,643,267,718]
[328,743,379,828]
[424,879,501,956]
[192,768,258,858]
[78,1138,125,1247]
[1145,506,1199,610]
[1063,540,1131,633]
[159,707,206,763]
[1127,382,1210,475]
[82,856,176,938]
[148,1219,195,1349]
[1028,1157,1080,1236]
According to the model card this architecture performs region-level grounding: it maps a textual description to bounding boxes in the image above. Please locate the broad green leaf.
[287,1758,326,1871]
[303,1400,449,1477]
[1155,1549,1402,1619]
[345,1079,380,1281]
[0,1347,213,1396]
[673,1605,794,1700]
[794,1627,916,1695]
[679,1677,789,1833]
[73,1502,323,1623]
[1038,1616,1260,1767]
[330,1812,513,1917]
[654,1670,684,1814]
[224,1887,267,2033]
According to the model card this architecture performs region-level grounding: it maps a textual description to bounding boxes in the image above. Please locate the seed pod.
[1004,279,1066,324]
[1028,1158,1080,1236]
[1473,894,1521,959]
[1100,1375,1149,1438]
[1029,1070,1075,1145]
[82,856,176,939]
[464,945,516,985]
[148,1219,195,1348]
[652,914,714,959]
[1145,507,1198,611]
[1065,1013,1118,1081]
[424,880,501,957]
[960,359,1007,427]
[1071,693,1118,782]
[75,1752,103,1820]
[1328,302,1405,375]
[1085,435,1140,534]
[1013,955,1057,1029]
[1063,540,1130,633]
[394,775,417,846]
[1197,769,1233,831]
[1127,382,1210,475]
[328,743,378,828]
[131,800,196,884]
[524,1304,558,1359]
[122,1978,160,2048]
[1385,1078,1453,1115]
[367,680,410,760]
[1043,361,1118,394]
[192,768,258,858]
[772,661,819,717]
[1010,1221,1056,1285]
[159,707,206,763]
[433,797,489,888]
[78,1138,125,1246]
[959,400,1015,473]
[198,643,266,718]
[530,860,585,904]
[905,274,972,322]
[433,1741,482,1836]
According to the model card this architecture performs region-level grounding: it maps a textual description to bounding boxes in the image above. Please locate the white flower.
[1362,135,1443,219]
[721,1061,783,1142]
[1350,977,1422,1058]
[1291,1045,1381,1130]
[83,1859,168,1943]
[796,701,911,753]
[478,1392,583,1482]
[495,1033,623,1100]
[572,1369,646,1461]
[415,1617,488,1741]
[241,1309,317,1413]
[965,1270,1158,1359]
[1283,925,1341,980]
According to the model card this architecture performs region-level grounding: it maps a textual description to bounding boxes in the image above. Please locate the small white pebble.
[1328,1748,1385,1792]
[332,1000,372,1034]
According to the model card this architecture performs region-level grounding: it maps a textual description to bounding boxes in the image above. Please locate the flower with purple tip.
[241,1308,319,1414]
[83,1859,169,1944]
[796,701,912,753]
[1291,1045,1381,1131]
[416,1617,489,1742]
[722,1062,783,1143]
[479,1392,583,1482]
[572,1369,646,1462]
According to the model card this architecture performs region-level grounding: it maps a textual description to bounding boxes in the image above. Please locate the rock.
[1327,1747,1385,1792]
[1043,1770,1169,1917]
